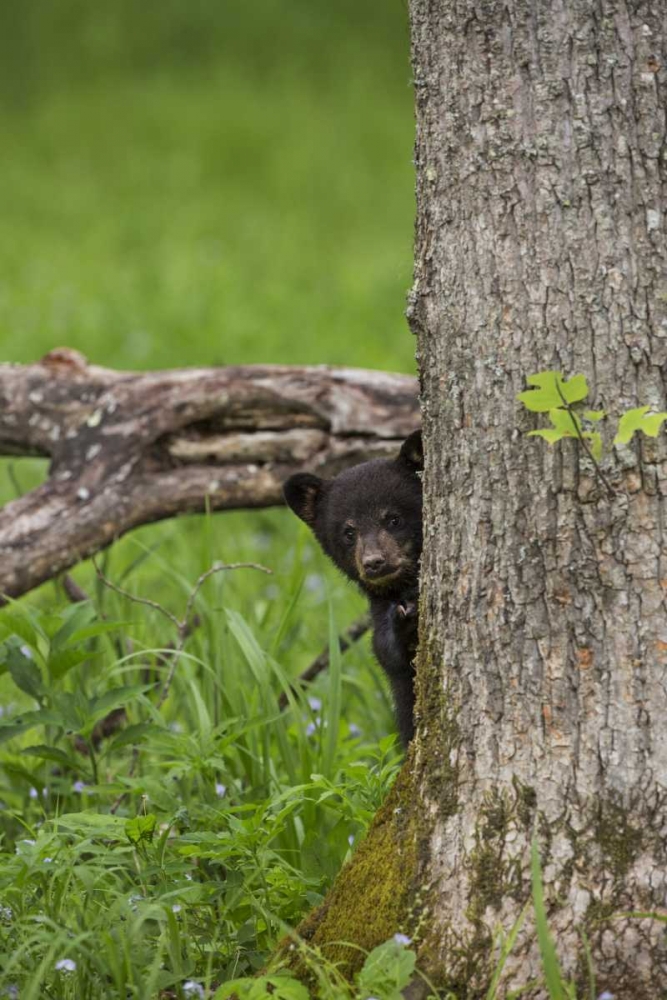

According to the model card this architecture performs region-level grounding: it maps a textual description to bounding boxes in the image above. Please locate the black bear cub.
[283,431,423,747]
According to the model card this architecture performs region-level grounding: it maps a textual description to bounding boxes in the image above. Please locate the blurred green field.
[0,0,415,372]
[0,6,417,996]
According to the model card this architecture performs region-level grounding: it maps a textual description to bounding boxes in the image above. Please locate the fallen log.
[0,348,419,600]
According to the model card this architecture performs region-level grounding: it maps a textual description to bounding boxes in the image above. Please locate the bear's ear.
[283,473,326,527]
[398,430,423,472]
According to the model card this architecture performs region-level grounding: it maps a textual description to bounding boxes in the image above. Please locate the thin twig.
[92,557,181,632]
[62,574,90,603]
[277,613,371,711]
[555,382,616,499]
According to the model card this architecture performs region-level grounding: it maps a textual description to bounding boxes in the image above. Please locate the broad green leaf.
[52,691,88,732]
[22,744,79,769]
[6,645,44,701]
[614,406,667,445]
[125,813,157,845]
[0,723,35,744]
[0,609,44,649]
[517,371,589,412]
[82,685,150,737]
[50,601,97,649]
[52,811,127,837]
[47,646,91,682]
[66,620,133,644]
[106,722,156,753]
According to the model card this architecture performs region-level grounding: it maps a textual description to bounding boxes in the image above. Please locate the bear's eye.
[387,514,402,528]
[343,525,356,544]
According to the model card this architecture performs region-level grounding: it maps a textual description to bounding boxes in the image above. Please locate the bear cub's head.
[283,430,423,598]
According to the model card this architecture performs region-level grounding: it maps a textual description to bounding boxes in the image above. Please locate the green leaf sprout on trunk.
[517,371,667,498]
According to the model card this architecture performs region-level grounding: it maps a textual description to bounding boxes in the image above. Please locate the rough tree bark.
[285,3,667,998]
[0,349,418,601]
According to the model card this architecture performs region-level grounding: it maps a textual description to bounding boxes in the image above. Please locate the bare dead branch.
[0,349,419,602]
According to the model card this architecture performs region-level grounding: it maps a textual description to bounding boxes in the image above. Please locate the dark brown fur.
[283,431,423,746]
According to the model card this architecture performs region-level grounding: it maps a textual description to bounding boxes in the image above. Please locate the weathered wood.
[0,348,418,600]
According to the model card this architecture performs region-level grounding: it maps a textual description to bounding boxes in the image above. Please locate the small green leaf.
[583,409,606,422]
[47,647,91,682]
[106,722,156,753]
[125,813,157,845]
[50,602,97,650]
[82,685,150,737]
[614,406,667,446]
[22,744,79,769]
[6,645,44,701]
[527,429,568,445]
[518,371,589,412]
[547,408,581,435]
[213,976,310,1000]
[583,431,603,462]
[357,937,417,998]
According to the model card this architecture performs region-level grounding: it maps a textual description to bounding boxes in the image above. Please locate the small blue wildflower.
[348,834,355,846]
[305,573,325,594]
[393,933,412,946]
[73,780,86,794]
[172,904,182,914]
[182,983,205,999]
[28,787,39,800]
[55,958,76,973]
[597,993,615,1000]
[308,696,322,712]
[215,782,227,798]
[348,723,361,737]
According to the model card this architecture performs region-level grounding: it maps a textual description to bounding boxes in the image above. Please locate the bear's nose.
[362,553,386,576]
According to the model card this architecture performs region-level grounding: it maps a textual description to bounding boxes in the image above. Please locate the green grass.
[0,519,401,997]
[0,0,415,373]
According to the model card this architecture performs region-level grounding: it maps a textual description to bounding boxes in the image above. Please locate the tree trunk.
[286,2,667,997]
[409,0,667,995]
